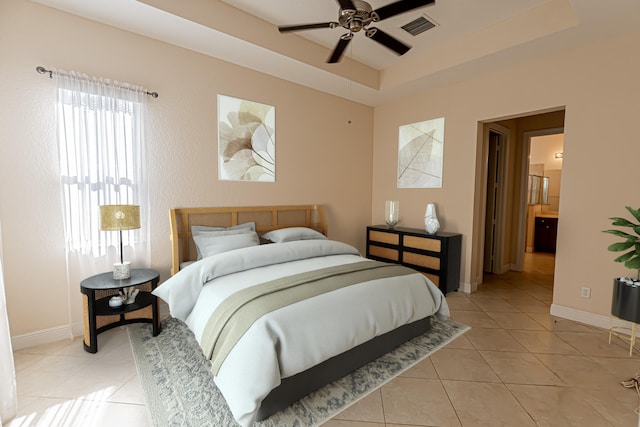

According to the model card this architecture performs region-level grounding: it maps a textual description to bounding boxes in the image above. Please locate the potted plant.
[603,206,640,323]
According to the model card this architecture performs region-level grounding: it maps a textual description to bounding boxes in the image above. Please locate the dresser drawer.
[403,252,441,270]
[422,272,440,286]
[368,245,399,262]
[369,230,399,245]
[404,235,441,252]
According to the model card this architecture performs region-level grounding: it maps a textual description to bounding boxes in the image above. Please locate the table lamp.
[100,204,140,280]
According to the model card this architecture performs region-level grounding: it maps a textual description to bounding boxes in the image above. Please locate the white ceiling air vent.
[401,15,437,37]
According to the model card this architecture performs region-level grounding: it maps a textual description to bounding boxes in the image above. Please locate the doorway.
[517,129,564,269]
[473,109,565,289]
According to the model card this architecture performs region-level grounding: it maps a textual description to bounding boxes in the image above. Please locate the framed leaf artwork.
[397,117,444,188]
[218,95,275,182]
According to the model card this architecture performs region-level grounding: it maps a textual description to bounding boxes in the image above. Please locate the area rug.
[128,316,469,427]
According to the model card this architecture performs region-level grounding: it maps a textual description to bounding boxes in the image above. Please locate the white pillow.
[193,229,260,258]
[262,227,327,243]
[191,221,255,236]
[192,222,256,259]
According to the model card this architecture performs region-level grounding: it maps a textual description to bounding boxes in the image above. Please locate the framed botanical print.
[218,95,275,182]
[397,117,444,188]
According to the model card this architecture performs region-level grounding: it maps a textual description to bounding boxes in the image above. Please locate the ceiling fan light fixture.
[350,20,363,32]
[278,0,435,63]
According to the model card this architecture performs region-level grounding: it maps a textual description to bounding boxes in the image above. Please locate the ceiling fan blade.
[327,37,352,63]
[373,0,435,21]
[366,28,411,55]
[278,22,338,32]
[336,0,356,11]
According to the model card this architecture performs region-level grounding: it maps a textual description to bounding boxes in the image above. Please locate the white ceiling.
[221,0,550,70]
[31,0,640,106]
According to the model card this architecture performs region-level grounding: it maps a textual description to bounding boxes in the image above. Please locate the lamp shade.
[100,205,140,231]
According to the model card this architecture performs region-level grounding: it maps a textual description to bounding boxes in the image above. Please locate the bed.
[154,205,449,426]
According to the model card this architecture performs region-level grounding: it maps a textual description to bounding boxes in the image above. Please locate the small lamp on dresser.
[100,204,140,280]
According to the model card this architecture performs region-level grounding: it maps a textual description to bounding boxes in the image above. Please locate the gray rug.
[128,316,469,427]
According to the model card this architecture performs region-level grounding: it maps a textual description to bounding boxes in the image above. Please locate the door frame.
[476,122,512,282]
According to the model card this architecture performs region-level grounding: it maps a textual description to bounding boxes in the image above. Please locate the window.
[55,71,147,256]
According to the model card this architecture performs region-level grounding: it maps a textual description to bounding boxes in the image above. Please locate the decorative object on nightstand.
[100,204,140,280]
[108,295,124,308]
[603,206,640,355]
[80,268,160,353]
[424,203,440,234]
[119,286,139,304]
[385,200,399,228]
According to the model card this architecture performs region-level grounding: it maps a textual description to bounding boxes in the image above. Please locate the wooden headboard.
[169,205,327,275]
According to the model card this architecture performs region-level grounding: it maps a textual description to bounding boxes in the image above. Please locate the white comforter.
[153,240,449,426]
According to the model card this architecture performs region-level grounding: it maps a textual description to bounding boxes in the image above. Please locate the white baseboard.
[550,303,631,332]
[12,305,170,351]
[458,281,478,294]
[11,322,84,351]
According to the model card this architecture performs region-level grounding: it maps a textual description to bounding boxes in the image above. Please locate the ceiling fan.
[278,0,435,64]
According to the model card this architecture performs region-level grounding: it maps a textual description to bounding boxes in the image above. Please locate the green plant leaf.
[615,251,636,263]
[625,255,640,270]
[610,217,637,227]
[608,241,636,252]
[603,229,637,239]
[626,206,640,223]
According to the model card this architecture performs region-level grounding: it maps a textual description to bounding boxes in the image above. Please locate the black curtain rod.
[36,66,159,98]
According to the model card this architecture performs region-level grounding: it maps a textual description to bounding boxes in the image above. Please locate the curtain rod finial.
[36,66,52,78]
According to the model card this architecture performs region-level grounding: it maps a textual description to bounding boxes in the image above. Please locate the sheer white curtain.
[55,70,150,331]
[0,222,17,425]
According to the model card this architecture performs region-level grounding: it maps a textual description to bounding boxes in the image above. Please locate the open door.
[482,124,510,274]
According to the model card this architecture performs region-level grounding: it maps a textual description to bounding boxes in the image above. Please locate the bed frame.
[168,205,432,421]
[169,205,327,276]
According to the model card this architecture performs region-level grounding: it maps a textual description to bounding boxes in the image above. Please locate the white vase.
[425,203,440,234]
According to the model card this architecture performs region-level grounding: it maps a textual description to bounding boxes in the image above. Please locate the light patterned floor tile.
[445,296,482,311]
[381,377,461,426]
[399,357,439,379]
[507,330,581,354]
[553,330,631,357]
[466,328,528,352]
[441,333,475,350]
[506,384,617,427]
[322,420,384,427]
[332,389,385,423]
[449,310,501,329]
[442,380,536,427]
[479,350,564,385]
[485,311,547,330]
[533,353,627,390]
[430,348,500,382]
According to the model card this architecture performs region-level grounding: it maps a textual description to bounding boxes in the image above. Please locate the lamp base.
[113,262,131,280]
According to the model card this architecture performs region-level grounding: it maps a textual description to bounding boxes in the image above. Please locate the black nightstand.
[80,268,160,353]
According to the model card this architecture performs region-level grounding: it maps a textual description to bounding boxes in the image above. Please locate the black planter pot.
[611,278,640,323]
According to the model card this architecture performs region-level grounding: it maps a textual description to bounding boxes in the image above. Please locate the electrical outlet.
[581,287,591,298]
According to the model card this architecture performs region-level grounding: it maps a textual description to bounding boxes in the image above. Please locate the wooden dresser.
[366,225,462,294]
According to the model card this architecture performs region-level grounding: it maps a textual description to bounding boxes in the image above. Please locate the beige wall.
[3,0,639,342]
[0,0,373,338]
[372,28,640,319]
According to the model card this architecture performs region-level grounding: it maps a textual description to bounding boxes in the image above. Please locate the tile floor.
[9,253,640,426]
[327,253,640,427]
